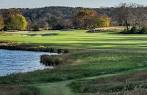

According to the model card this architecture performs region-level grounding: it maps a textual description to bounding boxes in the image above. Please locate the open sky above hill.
[0,0,147,9]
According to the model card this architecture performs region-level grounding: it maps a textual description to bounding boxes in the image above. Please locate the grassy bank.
[1,30,147,95]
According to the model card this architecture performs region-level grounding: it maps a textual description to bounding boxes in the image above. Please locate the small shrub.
[40,55,64,66]
[130,26,138,34]
[32,25,40,31]
[139,27,147,34]
[121,26,147,34]
[63,49,69,53]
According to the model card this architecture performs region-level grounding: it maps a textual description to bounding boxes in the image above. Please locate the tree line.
[0,8,110,31]
[0,4,147,31]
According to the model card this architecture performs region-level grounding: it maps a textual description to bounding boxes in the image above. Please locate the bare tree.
[114,3,131,30]
[114,3,147,30]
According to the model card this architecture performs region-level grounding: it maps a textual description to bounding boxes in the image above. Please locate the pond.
[0,49,56,76]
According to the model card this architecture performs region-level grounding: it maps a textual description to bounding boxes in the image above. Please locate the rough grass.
[69,71,147,95]
[0,85,40,95]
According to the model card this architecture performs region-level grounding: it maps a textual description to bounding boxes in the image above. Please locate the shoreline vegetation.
[0,41,69,53]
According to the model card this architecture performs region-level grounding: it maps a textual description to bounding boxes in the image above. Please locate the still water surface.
[0,49,55,76]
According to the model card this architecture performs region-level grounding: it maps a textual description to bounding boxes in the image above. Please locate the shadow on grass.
[25,33,58,36]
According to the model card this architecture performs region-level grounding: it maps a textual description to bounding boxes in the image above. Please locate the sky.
[0,0,147,9]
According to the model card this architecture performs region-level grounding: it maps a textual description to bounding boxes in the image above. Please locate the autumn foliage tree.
[74,9,97,28]
[98,16,111,27]
[2,9,28,31]
[74,9,110,29]
[5,14,27,30]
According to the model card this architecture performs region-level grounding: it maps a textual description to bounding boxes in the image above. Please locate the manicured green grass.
[1,30,147,95]
[1,30,147,49]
